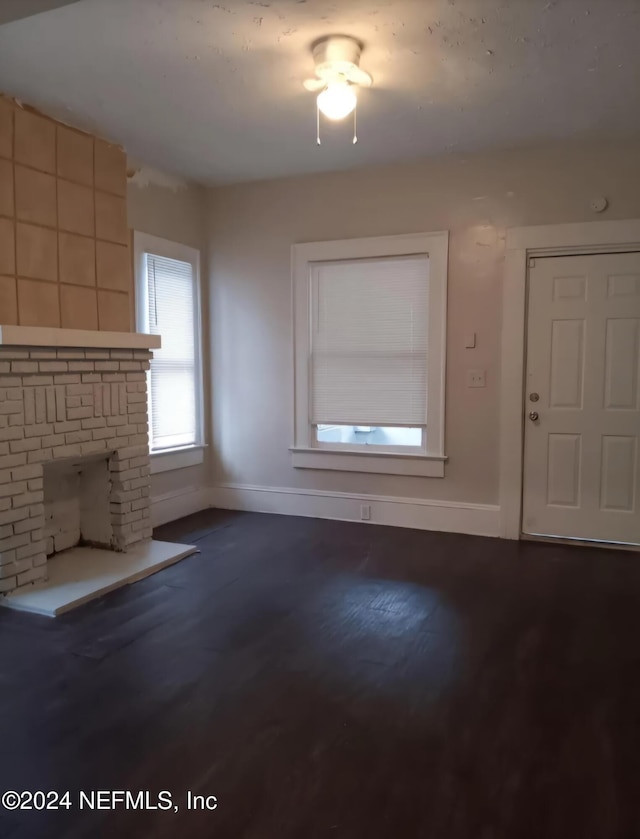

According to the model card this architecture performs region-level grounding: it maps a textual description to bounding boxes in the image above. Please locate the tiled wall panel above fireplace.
[0,94,132,332]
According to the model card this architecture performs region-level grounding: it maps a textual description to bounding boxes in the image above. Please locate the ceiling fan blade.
[346,67,373,87]
[303,78,325,92]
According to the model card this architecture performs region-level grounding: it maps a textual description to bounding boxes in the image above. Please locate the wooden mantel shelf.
[0,326,161,350]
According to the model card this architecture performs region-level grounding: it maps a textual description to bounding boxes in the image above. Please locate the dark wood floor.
[1,509,639,838]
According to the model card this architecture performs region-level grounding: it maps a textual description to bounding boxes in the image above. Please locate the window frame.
[133,231,205,471]
[291,232,449,478]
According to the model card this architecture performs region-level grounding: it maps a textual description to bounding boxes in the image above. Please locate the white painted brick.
[107,416,127,427]
[111,488,142,503]
[57,350,86,360]
[0,453,28,469]
[111,350,133,360]
[10,437,41,454]
[39,361,68,373]
[116,424,138,437]
[28,479,43,492]
[16,540,45,560]
[55,420,81,434]
[12,490,44,508]
[92,427,112,441]
[80,440,107,456]
[0,576,17,592]
[82,417,106,429]
[11,464,43,481]
[0,376,22,386]
[0,362,9,373]
[95,361,119,372]
[0,481,27,498]
[0,401,23,415]
[64,430,92,444]
[0,426,25,441]
[81,395,92,407]
[45,387,56,422]
[0,469,11,485]
[118,467,141,482]
[33,553,47,567]
[82,373,102,383]
[126,372,146,382]
[128,434,148,447]
[0,499,10,512]
[54,374,81,385]
[52,444,82,460]
[30,350,57,360]
[66,396,81,408]
[131,498,149,512]
[68,361,95,372]
[41,435,59,448]
[85,351,110,360]
[116,445,149,460]
[25,423,53,438]
[67,384,93,396]
[34,388,46,423]
[11,361,38,373]
[0,532,31,551]
[29,504,44,519]
[67,407,93,420]
[0,523,13,539]
[56,386,66,422]
[9,413,25,426]
[28,448,51,464]
[103,373,126,382]
[14,517,42,535]
[29,376,54,386]
[17,565,47,586]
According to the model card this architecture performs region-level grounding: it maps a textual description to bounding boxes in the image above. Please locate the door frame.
[499,218,640,539]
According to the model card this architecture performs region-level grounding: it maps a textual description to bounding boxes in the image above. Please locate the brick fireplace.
[0,325,161,598]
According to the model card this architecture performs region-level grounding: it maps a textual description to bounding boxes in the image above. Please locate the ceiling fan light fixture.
[317,80,357,121]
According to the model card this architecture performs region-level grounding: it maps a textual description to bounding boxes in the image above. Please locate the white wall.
[127,168,211,512]
[206,142,640,521]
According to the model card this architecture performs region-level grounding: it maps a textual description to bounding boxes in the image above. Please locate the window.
[134,232,204,472]
[292,233,448,477]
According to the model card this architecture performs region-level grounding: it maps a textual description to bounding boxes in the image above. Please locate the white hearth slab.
[0,540,197,617]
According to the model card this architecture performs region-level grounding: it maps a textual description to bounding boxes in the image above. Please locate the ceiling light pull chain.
[316,100,321,145]
[353,103,358,145]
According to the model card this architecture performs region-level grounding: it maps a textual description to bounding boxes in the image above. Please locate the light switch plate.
[464,333,477,349]
[467,369,486,388]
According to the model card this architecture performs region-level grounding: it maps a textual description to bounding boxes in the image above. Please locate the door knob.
[529,411,539,422]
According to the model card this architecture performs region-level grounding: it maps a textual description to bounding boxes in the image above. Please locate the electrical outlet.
[467,369,486,388]
[360,504,371,521]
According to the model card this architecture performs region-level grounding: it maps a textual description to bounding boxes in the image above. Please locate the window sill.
[150,444,206,475]
[290,448,447,477]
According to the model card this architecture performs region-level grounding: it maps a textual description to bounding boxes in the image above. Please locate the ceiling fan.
[303,35,372,143]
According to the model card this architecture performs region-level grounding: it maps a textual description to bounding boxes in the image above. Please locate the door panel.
[523,252,640,545]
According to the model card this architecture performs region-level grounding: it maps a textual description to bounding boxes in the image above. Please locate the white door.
[523,252,640,545]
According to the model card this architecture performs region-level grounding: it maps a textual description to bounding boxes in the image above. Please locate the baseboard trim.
[151,486,211,527]
[209,483,501,538]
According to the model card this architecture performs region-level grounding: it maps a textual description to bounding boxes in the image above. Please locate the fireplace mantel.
[0,326,161,351]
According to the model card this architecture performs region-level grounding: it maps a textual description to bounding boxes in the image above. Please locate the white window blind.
[145,254,198,450]
[310,255,429,427]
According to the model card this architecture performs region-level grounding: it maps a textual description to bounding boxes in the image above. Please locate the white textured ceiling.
[0,0,638,184]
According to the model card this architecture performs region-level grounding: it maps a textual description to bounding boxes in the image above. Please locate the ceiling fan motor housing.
[311,35,365,83]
